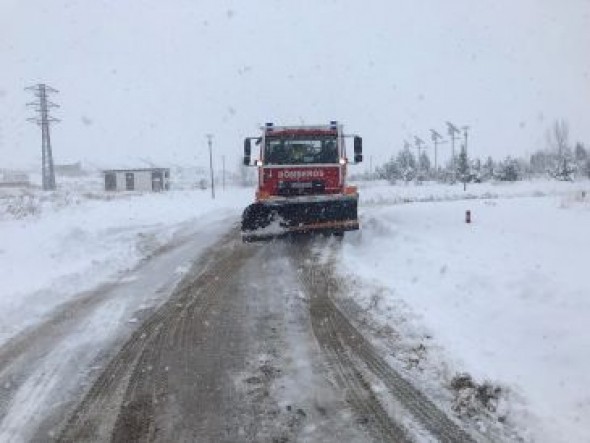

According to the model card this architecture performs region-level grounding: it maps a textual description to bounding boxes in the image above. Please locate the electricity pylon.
[26,84,60,190]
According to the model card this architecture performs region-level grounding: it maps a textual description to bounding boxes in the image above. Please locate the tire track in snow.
[57,229,250,441]
[296,239,476,442]
[0,222,230,442]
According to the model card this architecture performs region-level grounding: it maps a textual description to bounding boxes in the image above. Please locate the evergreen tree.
[396,146,417,183]
[378,156,401,183]
[495,156,521,181]
[471,158,482,182]
[481,156,495,181]
[575,143,588,172]
[418,151,431,180]
[456,144,471,190]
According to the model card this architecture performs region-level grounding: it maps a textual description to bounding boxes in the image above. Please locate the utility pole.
[462,125,470,156]
[414,136,424,174]
[430,129,443,180]
[222,155,226,191]
[26,84,60,190]
[446,121,461,183]
[206,134,215,199]
[414,136,427,181]
[414,136,425,160]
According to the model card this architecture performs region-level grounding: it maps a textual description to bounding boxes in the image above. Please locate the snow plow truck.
[241,121,363,241]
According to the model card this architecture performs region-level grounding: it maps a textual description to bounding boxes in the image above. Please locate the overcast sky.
[1,0,589,171]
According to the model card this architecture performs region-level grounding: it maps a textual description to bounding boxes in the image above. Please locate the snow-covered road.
[0,184,491,442]
[0,214,240,441]
[55,231,486,442]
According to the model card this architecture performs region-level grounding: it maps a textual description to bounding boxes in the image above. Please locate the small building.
[0,170,30,188]
[102,168,170,192]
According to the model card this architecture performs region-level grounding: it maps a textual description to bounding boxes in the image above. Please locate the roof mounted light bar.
[262,122,341,132]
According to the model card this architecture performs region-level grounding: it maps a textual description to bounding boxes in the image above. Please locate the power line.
[26,84,60,190]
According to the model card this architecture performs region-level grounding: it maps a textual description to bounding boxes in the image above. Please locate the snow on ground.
[357,178,590,206]
[0,180,251,346]
[3,176,589,441]
[341,179,590,442]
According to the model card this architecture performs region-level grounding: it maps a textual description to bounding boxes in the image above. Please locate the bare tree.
[546,119,575,181]
[550,119,570,156]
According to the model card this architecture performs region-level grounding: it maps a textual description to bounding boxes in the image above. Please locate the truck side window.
[322,140,338,163]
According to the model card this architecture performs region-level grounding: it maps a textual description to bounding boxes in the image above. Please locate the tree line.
[363,120,589,186]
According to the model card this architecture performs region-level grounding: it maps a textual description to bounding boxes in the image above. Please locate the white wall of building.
[134,171,152,191]
[104,169,169,192]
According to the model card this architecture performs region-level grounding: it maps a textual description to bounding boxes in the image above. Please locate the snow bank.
[0,184,252,345]
[340,181,590,442]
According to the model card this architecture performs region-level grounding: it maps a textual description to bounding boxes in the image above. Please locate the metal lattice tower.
[26,84,60,190]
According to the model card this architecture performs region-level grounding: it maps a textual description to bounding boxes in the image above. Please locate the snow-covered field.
[357,178,590,205]
[341,179,590,442]
[0,180,251,346]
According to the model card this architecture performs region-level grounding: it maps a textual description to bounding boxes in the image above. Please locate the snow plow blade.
[241,196,359,242]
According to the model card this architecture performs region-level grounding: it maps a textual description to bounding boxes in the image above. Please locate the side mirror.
[243,138,251,166]
[354,136,363,163]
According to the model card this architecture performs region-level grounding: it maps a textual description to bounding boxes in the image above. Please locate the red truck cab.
[241,122,362,241]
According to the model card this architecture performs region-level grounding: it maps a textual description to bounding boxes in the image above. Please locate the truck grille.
[277,180,325,196]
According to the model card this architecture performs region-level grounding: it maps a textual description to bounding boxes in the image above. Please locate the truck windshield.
[264,137,339,165]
